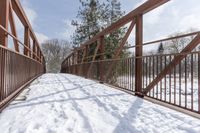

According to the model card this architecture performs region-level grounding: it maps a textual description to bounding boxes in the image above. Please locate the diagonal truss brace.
[86,42,101,78]
[105,20,136,81]
[144,33,200,95]
[9,1,19,52]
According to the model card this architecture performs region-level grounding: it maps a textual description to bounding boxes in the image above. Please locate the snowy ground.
[0,74,200,133]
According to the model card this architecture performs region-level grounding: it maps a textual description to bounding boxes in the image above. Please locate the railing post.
[135,14,143,97]
[198,53,200,113]
[24,27,30,56]
[39,50,42,63]
[32,40,36,59]
[99,36,105,83]
[37,46,39,62]
[68,58,71,74]
[77,50,80,75]
[84,45,89,78]
[72,53,74,74]
[0,48,6,101]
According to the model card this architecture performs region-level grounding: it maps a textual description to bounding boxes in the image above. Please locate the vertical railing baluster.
[149,56,152,96]
[164,56,167,102]
[122,59,125,88]
[174,55,176,105]
[133,57,135,92]
[153,56,155,98]
[120,60,122,88]
[146,57,148,96]
[156,56,159,99]
[179,58,182,106]
[198,53,200,113]
[129,58,131,90]
[169,55,172,103]
[142,57,144,91]
[185,56,187,108]
[191,54,194,110]
[126,58,128,90]
[160,55,163,100]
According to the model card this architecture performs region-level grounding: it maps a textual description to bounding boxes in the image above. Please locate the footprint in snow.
[109,104,118,111]
[33,123,41,130]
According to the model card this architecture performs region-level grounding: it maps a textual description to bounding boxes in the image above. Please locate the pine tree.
[104,0,127,59]
[158,42,164,54]
[71,0,129,83]
[71,0,129,59]
[71,0,106,47]
[110,0,124,23]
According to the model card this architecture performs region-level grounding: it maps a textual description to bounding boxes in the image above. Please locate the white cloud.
[145,0,200,37]
[23,7,37,27]
[16,0,37,28]
[133,0,147,9]
[144,4,167,25]
[125,0,200,52]
[61,19,76,41]
[35,32,49,43]
[13,0,49,44]
[179,14,200,31]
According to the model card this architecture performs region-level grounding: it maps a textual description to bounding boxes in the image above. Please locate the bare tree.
[42,39,72,73]
[163,29,199,77]
[164,29,198,54]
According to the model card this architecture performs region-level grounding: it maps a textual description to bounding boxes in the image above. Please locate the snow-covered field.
[0,74,200,133]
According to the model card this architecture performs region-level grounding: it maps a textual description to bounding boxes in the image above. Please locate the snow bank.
[0,74,200,133]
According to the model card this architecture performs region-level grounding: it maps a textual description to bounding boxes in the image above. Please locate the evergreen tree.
[71,0,106,47]
[104,0,128,59]
[109,0,124,23]
[71,0,129,59]
[158,42,164,54]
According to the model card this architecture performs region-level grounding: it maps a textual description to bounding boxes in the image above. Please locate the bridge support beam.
[135,14,143,97]
[24,27,30,56]
[0,0,9,47]
[33,40,36,59]
[9,1,19,52]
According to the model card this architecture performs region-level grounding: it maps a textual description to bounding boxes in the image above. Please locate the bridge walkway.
[0,74,200,133]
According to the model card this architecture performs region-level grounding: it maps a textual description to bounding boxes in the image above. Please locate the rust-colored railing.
[0,46,44,109]
[0,0,45,111]
[143,51,200,113]
[61,0,200,114]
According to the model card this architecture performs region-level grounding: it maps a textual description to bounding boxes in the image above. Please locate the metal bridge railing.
[0,46,44,110]
[0,0,45,111]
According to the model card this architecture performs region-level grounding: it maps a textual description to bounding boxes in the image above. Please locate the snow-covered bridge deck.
[0,74,200,133]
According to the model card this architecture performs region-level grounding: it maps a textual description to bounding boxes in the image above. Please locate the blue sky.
[19,0,200,50]
[20,0,145,42]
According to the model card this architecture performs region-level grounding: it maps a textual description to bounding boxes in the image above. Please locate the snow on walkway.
[0,74,200,133]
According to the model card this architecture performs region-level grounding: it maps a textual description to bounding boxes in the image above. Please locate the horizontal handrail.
[63,31,200,64]
[125,31,200,49]
[0,45,43,65]
[63,50,200,66]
